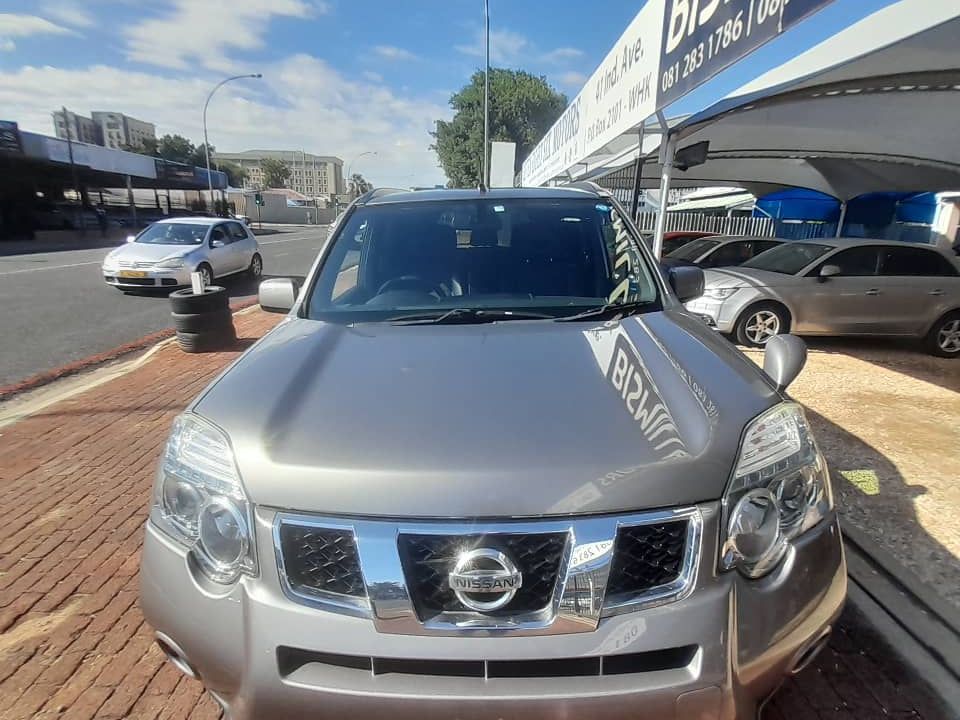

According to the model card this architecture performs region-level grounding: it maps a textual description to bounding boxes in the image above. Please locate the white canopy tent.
[544,1,960,254]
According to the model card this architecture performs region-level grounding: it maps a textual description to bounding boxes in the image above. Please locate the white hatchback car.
[102,217,262,290]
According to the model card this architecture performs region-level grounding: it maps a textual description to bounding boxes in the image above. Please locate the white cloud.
[0,13,74,39]
[373,45,417,61]
[1,38,14,52]
[124,0,329,71]
[558,71,588,89]
[0,56,449,187]
[541,47,584,64]
[455,29,528,65]
[40,1,94,28]
[362,70,383,83]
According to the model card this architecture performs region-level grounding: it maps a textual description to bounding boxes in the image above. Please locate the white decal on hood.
[585,325,688,460]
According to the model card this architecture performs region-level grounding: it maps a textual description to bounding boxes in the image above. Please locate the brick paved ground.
[0,312,952,719]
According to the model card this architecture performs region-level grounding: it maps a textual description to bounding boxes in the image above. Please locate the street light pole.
[203,73,262,212]
[483,0,491,188]
[347,151,378,198]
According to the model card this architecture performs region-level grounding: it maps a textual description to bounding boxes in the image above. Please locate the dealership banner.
[658,0,835,107]
[521,0,665,187]
[521,0,834,186]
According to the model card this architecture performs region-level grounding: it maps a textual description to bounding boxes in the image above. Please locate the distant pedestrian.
[95,203,108,238]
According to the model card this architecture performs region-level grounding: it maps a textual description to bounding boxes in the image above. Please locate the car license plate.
[118,270,147,278]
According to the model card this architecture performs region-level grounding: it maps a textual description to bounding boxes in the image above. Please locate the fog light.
[722,488,787,578]
[197,498,248,581]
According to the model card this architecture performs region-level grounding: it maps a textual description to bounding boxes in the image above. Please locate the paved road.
[0,226,327,388]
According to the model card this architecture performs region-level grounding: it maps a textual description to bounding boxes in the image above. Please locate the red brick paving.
[0,309,951,719]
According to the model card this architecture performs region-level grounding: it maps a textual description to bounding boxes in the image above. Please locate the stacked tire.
[169,286,236,353]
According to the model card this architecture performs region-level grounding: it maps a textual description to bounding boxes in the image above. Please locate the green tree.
[217,160,248,188]
[191,142,214,169]
[156,134,196,164]
[261,158,291,188]
[432,69,567,188]
[348,173,372,196]
[139,137,159,156]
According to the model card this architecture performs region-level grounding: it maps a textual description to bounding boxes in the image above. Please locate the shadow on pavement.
[804,406,960,610]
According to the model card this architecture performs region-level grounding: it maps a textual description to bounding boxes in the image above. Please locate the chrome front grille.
[398,533,568,619]
[274,508,702,636]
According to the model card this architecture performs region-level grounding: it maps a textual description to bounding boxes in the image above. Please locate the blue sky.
[0,0,896,186]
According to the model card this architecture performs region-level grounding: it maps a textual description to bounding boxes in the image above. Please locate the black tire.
[171,308,234,334]
[247,253,263,278]
[168,286,228,314]
[197,262,214,287]
[925,310,960,358]
[176,326,237,354]
[735,302,790,348]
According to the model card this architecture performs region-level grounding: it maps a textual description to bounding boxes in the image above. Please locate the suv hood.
[194,312,778,518]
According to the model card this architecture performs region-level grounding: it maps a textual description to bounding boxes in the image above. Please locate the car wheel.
[926,311,960,358]
[197,263,214,287]
[168,286,228,314]
[247,253,263,278]
[735,303,789,348]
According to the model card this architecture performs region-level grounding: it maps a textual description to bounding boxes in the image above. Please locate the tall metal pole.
[630,124,647,221]
[203,73,262,211]
[652,133,677,260]
[347,151,377,198]
[482,0,491,188]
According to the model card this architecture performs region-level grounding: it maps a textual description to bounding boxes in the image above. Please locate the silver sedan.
[102,217,262,290]
[685,238,960,356]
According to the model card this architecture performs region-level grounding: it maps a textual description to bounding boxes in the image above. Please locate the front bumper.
[684,297,738,333]
[102,266,192,289]
[140,505,846,720]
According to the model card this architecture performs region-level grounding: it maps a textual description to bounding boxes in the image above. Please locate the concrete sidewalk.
[0,314,952,719]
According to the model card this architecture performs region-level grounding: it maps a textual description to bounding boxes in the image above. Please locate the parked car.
[140,185,845,719]
[101,217,262,290]
[661,235,784,271]
[686,238,960,356]
[659,230,719,255]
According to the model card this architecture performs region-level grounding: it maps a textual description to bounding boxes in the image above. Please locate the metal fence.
[634,211,775,237]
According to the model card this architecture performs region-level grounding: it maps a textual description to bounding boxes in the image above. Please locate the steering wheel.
[376,275,444,297]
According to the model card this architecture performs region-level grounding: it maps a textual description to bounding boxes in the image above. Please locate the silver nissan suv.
[140,185,846,719]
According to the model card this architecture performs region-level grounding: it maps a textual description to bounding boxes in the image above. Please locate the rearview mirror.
[668,265,705,303]
[259,278,298,314]
[818,264,840,282]
[763,334,807,391]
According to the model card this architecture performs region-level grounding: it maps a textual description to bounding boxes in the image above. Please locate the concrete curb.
[0,298,258,402]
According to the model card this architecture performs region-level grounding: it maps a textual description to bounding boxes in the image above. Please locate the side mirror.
[259,278,298,314]
[668,265,705,303]
[763,334,807,391]
[818,264,841,282]
[126,235,136,243]
[211,238,226,248]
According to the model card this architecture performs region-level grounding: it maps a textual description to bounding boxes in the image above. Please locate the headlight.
[702,287,739,300]
[151,414,257,584]
[720,403,832,578]
[155,258,185,269]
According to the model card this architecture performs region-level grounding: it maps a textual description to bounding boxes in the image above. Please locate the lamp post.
[482,0,490,188]
[347,151,378,198]
[203,73,262,210]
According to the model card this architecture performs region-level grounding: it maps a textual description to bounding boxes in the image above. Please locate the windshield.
[740,242,833,275]
[667,237,720,260]
[135,223,207,245]
[306,198,659,323]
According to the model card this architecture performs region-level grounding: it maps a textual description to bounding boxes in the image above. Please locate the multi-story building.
[213,150,345,196]
[91,112,156,151]
[52,110,98,145]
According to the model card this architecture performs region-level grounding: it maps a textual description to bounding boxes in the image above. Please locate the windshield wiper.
[389,308,554,325]
[555,300,656,322]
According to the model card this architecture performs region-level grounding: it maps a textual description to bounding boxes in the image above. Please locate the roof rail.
[356,187,408,203]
